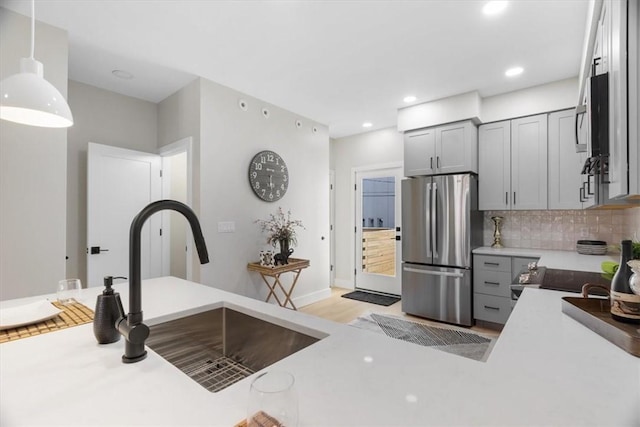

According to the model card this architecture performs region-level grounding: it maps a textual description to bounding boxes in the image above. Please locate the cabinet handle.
[437,156,440,168]
[579,186,586,202]
[484,305,500,311]
[505,192,508,206]
[430,157,433,169]
[484,281,500,286]
[513,192,516,205]
[484,262,500,266]
[586,175,593,195]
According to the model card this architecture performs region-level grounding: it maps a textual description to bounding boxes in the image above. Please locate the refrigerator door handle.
[426,182,432,258]
[402,266,464,279]
[431,182,438,259]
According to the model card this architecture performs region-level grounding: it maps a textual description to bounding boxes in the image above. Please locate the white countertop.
[473,246,618,272]
[1,277,639,426]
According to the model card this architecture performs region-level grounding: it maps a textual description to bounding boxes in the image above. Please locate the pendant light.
[0,0,73,128]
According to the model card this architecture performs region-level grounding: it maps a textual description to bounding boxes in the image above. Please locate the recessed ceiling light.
[483,1,508,15]
[505,66,524,77]
[403,95,417,103]
[112,69,134,80]
[362,122,373,128]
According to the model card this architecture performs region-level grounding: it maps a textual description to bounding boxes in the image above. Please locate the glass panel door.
[355,167,402,295]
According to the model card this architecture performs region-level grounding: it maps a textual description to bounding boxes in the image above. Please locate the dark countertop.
[515,267,610,296]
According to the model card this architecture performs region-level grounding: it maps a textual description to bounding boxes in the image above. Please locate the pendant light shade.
[0,0,73,128]
[1,58,73,128]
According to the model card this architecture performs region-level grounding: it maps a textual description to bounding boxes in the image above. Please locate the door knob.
[89,246,109,255]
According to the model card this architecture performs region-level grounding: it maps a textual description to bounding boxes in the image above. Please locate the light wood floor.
[299,287,500,339]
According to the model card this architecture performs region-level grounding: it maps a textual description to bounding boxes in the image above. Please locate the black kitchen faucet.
[115,200,209,363]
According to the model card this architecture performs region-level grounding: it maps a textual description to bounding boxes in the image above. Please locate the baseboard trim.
[292,287,332,308]
[333,278,354,289]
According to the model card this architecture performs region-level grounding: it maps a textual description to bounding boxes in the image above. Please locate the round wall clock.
[248,150,289,202]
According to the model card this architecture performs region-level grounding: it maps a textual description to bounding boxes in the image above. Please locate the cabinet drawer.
[474,255,511,273]
[474,269,512,297]
[474,294,512,324]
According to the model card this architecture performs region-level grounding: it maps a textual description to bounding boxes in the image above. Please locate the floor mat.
[349,312,496,362]
[341,290,400,306]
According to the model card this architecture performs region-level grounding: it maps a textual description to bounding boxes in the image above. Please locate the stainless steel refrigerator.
[401,174,482,326]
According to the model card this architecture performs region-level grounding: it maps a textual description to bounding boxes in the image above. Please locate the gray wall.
[0,9,68,300]
[330,128,404,287]
[66,81,158,284]
[198,79,331,305]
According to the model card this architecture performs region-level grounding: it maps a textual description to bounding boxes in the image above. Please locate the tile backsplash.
[483,207,640,251]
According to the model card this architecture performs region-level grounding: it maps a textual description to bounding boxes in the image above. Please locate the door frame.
[330,170,336,287]
[159,137,193,281]
[350,162,403,293]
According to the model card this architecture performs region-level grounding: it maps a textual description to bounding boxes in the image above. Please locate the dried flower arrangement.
[255,207,305,248]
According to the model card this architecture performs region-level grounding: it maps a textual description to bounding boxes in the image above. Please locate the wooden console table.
[247,258,310,310]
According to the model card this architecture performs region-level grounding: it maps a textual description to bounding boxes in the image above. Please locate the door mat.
[349,312,496,362]
[0,301,94,344]
[341,290,400,306]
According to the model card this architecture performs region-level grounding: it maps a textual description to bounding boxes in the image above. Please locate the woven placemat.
[0,300,94,344]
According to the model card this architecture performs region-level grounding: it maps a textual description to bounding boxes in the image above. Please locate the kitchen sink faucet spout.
[116,200,210,363]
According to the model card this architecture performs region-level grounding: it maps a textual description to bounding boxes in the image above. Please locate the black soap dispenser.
[93,276,125,344]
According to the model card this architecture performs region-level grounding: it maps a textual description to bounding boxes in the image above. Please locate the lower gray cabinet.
[473,254,538,325]
[474,294,512,324]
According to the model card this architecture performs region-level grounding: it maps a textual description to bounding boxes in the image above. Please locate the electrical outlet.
[217,221,235,233]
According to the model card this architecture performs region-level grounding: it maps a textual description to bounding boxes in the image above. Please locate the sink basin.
[146,306,322,392]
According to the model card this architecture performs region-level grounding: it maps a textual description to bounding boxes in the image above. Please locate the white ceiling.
[0,0,589,138]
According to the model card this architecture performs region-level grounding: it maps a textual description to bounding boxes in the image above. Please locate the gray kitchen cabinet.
[478,121,511,210]
[511,114,548,210]
[548,109,589,209]
[404,128,436,176]
[404,121,477,177]
[579,0,639,205]
[474,293,512,325]
[473,254,539,326]
[478,114,548,210]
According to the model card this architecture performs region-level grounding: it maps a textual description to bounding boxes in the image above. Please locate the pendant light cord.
[30,0,35,59]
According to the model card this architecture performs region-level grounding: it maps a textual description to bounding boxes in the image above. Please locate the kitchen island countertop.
[1,277,638,426]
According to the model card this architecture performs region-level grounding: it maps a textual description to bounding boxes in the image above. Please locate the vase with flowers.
[256,208,304,265]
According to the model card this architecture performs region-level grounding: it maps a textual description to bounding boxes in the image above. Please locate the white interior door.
[87,143,162,287]
[355,167,402,295]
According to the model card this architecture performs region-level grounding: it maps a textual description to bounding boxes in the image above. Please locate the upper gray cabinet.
[404,121,478,177]
[478,121,511,210]
[479,114,548,210]
[548,109,595,209]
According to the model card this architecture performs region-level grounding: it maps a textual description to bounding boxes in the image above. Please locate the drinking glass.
[57,279,81,305]
[247,371,298,427]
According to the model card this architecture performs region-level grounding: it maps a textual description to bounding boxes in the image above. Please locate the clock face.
[248,150,289,202]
